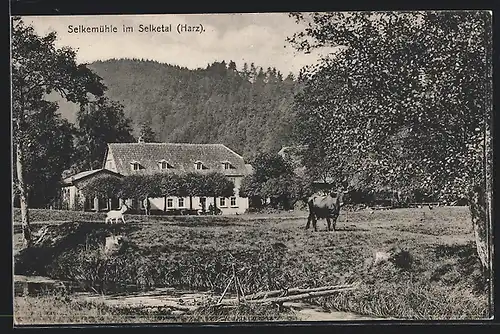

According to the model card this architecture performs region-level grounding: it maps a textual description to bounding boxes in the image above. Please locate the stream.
[14,275,387,321]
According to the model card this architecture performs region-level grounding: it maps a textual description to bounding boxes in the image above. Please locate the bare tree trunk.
[469,123,492,277]
[485,127,493,284]
[15,123,32,248]
[189,196,193,210]
[470,189,488,271]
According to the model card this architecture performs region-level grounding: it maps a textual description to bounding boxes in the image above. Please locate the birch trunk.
[16,137,32,248]
[468,125,492,276]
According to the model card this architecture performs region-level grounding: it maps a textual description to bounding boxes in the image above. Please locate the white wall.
[129,175,249,215]
[68,185,77,210]
[144,195,248,214]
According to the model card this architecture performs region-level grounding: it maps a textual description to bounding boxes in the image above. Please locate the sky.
[21,13,335,75]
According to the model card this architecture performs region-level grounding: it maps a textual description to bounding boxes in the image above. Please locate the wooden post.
[232,263,240,304]
[217,275,234,305]
[236,275,246,302]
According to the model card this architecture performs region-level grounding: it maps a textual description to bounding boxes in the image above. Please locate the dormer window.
[195,161,205,170]
[158,159,173,170]
[222,161,233,170]
[130,160,141,171]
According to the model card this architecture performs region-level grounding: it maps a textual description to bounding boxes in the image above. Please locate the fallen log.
[218,284,360,306]
[243,283,360,301]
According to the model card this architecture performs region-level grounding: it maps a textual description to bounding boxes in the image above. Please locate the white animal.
[105,205,128,224]
[373,251,391,266]
[104,235,125,254]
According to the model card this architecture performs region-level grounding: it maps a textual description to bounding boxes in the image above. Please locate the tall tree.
[228,60,237,72]
[180,172,204,210]
[256,67,266,83]
[241,62,250,80]
[198,172,234,211]
[139,120,158,143]
[73,96,135,171]
[239,152,309,209]
[157,173,182,211]
[249,62,257,82]
[11,17,105,247]
[12,100,75,208]
[288,11,492,274]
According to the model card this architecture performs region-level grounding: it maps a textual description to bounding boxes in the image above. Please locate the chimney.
[138,136,145,144]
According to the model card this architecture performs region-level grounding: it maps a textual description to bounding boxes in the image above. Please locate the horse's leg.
[326,217,332,231]
[312,216,318,232]
[332,213,338,231]
[305,213,312,229]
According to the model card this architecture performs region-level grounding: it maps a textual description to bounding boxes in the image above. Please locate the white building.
[101,141,252,215]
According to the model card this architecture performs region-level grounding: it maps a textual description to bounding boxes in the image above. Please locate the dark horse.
[306,190,346,232]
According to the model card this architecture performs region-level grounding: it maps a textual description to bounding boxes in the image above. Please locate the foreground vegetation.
[13,207,490,323]
[14,293,296,324]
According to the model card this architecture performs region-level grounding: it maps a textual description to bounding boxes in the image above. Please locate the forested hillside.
[58,58,300,159]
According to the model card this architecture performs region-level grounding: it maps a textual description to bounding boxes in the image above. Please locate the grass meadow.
[12,206,491,324]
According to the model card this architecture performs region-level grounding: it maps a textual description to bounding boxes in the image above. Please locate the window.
[230,197,237,207]
[195,161,204,170]
[178,197,185,208]
[130,161,141,171]
[159,160,172,170]
[98,197,108,210]
[220,198,226,207]
[167,198,174,208]
[223,162,231,170]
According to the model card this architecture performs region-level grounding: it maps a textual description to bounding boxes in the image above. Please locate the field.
[12,206,491,324]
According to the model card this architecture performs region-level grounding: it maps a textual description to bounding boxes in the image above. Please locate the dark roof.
[61,169,123,186]
[106,143,250,177]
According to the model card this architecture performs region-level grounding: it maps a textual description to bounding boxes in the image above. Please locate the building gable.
[103,147,118,173]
